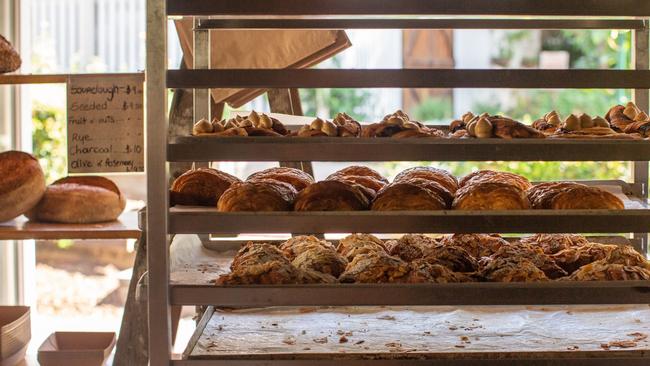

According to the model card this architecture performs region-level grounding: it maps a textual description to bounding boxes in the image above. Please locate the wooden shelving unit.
[146,1,650,365]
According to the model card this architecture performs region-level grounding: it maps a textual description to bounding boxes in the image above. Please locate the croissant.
[170,168,241,206]
[452,182,530,210]
[294,180,370,211]
[247,167,314,191]
[394,167,459,194]
[326,174,386,195]
[398,177,454,207]
[339,252,410,283]
[531,118,559,134]
[279,235,336,260]
[386,234,440,262]
[406,260,474,283]
[439,234,508,259]
[519,233,590,255]
[548,186,624,210]
[327,166,388,183]
[217,179,297,211]
[336,234,387,261]
[459,170,531,191]
[371,181,447,211]
[527,182,588,209]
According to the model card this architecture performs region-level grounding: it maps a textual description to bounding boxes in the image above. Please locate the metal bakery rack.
[147,1,650,365]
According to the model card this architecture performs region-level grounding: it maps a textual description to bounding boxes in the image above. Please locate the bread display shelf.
[167,69,650,89]
[178,305,650,365]
[0,211,141,240]
[169,136,650,162]
[167,0,650,17]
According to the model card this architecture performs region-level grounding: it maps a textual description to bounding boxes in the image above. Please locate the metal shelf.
[169,136,650,162]
[196,18,648,30]
[166,0,650,17]
[167,69,650,89]
[169,208,650,235]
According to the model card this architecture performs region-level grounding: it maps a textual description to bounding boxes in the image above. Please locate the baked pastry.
[526,182,587,209]
[247,167,314,192]
[479,257,549,282]
[217,260,303,285]
[459,170,531,191]
[452,182,530,210]
[406,260,474,283]
[421,245,479,273]
[372,180,448,211]
[604,245,650,269]
[296,113,362,137]
[291,245,348,277]
[547,185,624,210]
[26,176,126,224]
[439,234,508,259]
[551,242,617,274]
[170,168,241,206]
[193,111,288,137]
[453,113,545,139]
[336,234,387,261]
[294,180,370,211]
[327,166,388,183]
[0,35,21,73]
[0,151,46,221]
[486,243,567,279]
[386,234,440,262]
[230,242,287,270]
[217,180,297,211]
[606,103,650,136]
[565,262,650,281]
[339,252,410,283]
[519,234,590,255]
[279,235,336,260]
[326,166,388,195]
[362,110,445,138]
[394,167,458,194]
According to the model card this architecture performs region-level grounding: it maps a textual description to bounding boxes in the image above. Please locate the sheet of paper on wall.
[67,74,145,174]
[174,18,351,108]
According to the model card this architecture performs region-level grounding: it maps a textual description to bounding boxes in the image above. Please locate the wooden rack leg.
[114,234,149,366]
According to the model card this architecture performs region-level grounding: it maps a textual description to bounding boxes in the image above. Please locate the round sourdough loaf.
[0,151,46,221]
[26,176,126,223]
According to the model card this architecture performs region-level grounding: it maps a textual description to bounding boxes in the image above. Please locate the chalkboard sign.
[67,74,145,173]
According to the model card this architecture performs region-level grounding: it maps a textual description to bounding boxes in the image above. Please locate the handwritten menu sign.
[67,74,145,173]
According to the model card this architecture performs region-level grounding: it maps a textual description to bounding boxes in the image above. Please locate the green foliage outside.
[32,102,67,183]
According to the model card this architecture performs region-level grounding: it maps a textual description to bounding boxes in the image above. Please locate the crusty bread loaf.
[26,176,126,223]
[0,151,46,221]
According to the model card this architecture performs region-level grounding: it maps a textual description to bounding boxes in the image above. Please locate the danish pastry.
[371,181,447,211]
[362,110,445,138]
[217,180,297,211]
[336,234,387,261]
[479,257,549,282]
[548,186,624,210]
[487,243,567,279]
[339,252,410,283]
[452,182,530,210]
[459,170,531,191]
[291,245,348,277]
[247,167,314,192]
[550,242,617,274]
[0,151,46,221]
[394,167,458,194]
[170,168,241,206]
[386,234,440,262]
[231,242,287,270]
[407,260,474,283]
[217,260,303,285]
[606,103,650,136]
[565,262,650,281]
[195,111,289,137]
[604,245,650,269]
[519,233,590,255]
[279,235,336,260]
[456,113,545,139]
[421,245,479,273]
[27,176,126,224]
[296,113,362,137]
[439,234,508,259]
[294,180,370,211]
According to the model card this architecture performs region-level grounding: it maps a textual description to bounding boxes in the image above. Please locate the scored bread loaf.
[0,151,46,221]
[26,176,126,223]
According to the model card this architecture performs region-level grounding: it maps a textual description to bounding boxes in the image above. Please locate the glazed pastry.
[0,151,46,222]
[486,243,567,279]
[519,233,590,255]
[548,186,624,210]
[27,176,126,224]
[170,168,241,206]
[394,167,459,194]
[336,234,387,261]
[279,235,336,260]
[339,252,410,283]
[526,182,587,209]
[386,234,440,262]
[565,262,650,281]
[291,245,348,277]
[459,170,531,191]
[294,180,370,211]
[372,180,447,211]
[217,180,297,211]
[421,245,479,273]
[0,35,21,73]
[478,257,549,282]
[406,260,474,283]
[439,234,508,259]
[452,182,530,210]
[362,110,445,138]
[551,242,617,274]
[247,167,314,192]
